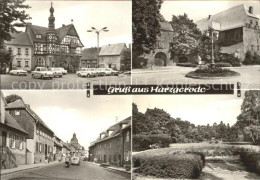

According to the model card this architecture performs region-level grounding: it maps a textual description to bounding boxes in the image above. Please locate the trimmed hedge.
[215,62,232,67]
[133,152,205,178]
[240,152,260,175]
[176,63,197,67]
[133,134,172,151]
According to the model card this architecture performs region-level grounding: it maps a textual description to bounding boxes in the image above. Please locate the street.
[0,73,131,90]
[1,162,130,180]
[132,66,260,89]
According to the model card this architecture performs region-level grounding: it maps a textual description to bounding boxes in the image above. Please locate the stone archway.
[154,52,167,66]
[178,56,188,63]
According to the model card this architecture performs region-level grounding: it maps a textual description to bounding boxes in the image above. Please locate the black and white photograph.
[132,91,260,180]
[0,0,131,90]
[0,90,131,180]
[132,0,260,89]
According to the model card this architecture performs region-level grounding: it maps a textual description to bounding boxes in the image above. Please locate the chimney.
[62,24,65,27]
[207,15,211,21]
[249,6,253,14]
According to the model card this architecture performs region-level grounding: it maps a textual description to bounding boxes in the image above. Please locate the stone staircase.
[0,145,17,169]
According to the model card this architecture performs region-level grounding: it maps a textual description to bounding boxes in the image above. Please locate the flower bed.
[215,62,232,67]
[186,65,240,78]
[176,63,198,67]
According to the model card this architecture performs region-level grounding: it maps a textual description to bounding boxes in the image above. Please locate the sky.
[133,92,246,126]
[20,0,132,48]
[161,0,260,22]
[2,90,132,150]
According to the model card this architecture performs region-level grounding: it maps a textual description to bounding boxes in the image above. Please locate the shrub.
[133,134,172,151]
[219,54,241,66]
[176,63,197,67]
[195,65,232,74]
[133,152,204,178]
[240,152,260,175]
[243,51,260,65]
[215,62,231,67]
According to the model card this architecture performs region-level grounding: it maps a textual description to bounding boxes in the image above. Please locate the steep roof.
[5,32,32,46]
[4,112,28,135]
[160,22,173,31]
[89,117,131,147]
[0,91,7,106]
[56,24,73,42]
[81,47,100,60]
[99,43,126,56]
[6,99,54,134]
[196,4,259,32]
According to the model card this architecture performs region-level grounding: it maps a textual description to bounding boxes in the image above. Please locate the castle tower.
[71,132,79,144]
[48,2,55,31]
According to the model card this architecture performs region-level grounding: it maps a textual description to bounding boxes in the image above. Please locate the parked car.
[56,67,67,75]
[49,68,63,78]
[99,68,119,76]
[95,68,106,76]
[124,71,131,75]
[71,157,80,165]
[76,68,97,77]
[9,69,28,76]
[31,67,54,79]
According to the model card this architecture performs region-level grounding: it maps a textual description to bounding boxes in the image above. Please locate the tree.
[169,14,201,60]
[132,0,163,67]
[5,94,23,104]
[0,0,31,42]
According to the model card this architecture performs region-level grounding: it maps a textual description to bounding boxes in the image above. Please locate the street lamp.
[87,27,109,68]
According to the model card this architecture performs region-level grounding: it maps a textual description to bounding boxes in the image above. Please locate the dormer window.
[108,130,114,136]
[36,34,42,39]
[15,110,20,116]
[121,123,127,129]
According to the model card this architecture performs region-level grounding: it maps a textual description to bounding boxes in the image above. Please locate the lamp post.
[206,24,219,68]
[87,27,109,68]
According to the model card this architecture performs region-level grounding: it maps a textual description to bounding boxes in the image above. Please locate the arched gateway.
[154,52,167,66]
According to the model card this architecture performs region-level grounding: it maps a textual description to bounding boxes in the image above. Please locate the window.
[17,137,23,150]
[25,61,29,67]
[17,61,21,67]
[25,48,29,55]
[109,142,112,148]
[126,131,130,142]
[9,134,16,148]
[36,58,44,66]
[39,143,42,153]
[258,45,260,51]
[251,45,254,51]
[18,48,21,55]
[15,110,20,115]
[124,151,130,161]
[8,47,12,52]
[257,21,259,26]
[36,142,39,152]
[36,34,42,39]
[250,20,253,24]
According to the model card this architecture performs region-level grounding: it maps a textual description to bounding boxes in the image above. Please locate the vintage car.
[31,67,54,79]
[49,68,63,78]
[71,157,80,165]
[95,68,106,76]
[99,68,119,76]
[56,67,68,75]
[76,68,97,77]
[9,69,28,76]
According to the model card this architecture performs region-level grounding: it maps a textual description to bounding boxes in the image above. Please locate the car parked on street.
[95,68,106,76]
[56,67,68,75]
[49,68,63,78]
[71,157,80,165]
[9,69,28,76]
[76,68,97,77]
[31,67,54,79]
[99,68,119,76]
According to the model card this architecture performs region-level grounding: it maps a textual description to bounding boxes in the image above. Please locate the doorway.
[2,131,7,147]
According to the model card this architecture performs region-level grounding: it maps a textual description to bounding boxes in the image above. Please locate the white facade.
[6,45,33,71]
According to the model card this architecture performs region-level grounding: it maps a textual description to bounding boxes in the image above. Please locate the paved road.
[132,66,260,89]
[0,73,131,90]
[1,162,130,180]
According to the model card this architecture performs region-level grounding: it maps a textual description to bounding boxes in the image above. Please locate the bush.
[215,62,231,67]
[243,51,260,65]
[133,152,205,178]
[133,134,172,151]
[194,65,233,74]
[218,54,241,66]
[176,63,197,67]
[240,152,260,174]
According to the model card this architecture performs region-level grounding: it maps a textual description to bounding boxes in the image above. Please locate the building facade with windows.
[196,4,260,60]
[5,99,54,164]
[4,3,84,71]
[4,32,33,71]
[80,47,100,68]
[99,43,128,70]
[0,91,28,168]
[89,117,131,167]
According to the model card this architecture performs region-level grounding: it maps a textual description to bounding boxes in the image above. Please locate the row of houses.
[0,91,84,169]
[89,117,131,167]
[3,3,130,72]
[144,4,260,67]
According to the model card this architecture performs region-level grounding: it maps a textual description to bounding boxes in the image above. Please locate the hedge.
[240,152,260,175]
[133,134,172,151]
[133,152,205,179]
[176,63,197,67]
